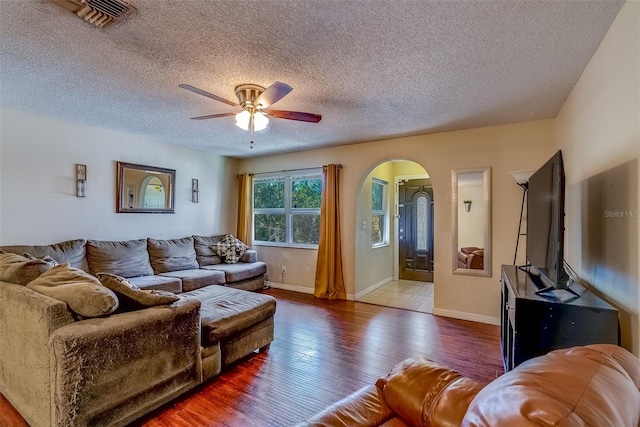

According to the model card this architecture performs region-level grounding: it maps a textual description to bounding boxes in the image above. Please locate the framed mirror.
[452,167,491,277]
[116,162,175,213]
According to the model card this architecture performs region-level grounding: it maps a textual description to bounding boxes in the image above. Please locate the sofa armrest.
[296,385,394,427]
[241,249,257,263]
[378,357,480,427]
[0,281,76,427]
[49,298,202,427]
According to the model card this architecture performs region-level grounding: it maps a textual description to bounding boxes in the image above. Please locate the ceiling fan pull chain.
[249,114,255,149]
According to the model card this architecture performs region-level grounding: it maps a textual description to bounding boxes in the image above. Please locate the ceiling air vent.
[48,0,137,29]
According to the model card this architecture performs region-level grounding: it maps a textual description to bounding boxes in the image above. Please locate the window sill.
[253,242,319,250]
[372,243,390,249]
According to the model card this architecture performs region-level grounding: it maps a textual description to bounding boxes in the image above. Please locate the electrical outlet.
[281,265,287,274]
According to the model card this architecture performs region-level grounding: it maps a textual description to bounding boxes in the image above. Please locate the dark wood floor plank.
[0,289,502,427]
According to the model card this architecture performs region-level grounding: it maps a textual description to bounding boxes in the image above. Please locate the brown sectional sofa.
[0,235,274,427]
[299,344,640,426]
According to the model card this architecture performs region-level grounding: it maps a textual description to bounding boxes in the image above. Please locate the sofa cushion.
[147,237,199,273]
[159,268,225,292]
[127,275,183,293]
[27,263,119,318]
[181,285,276,345]
[0,239,88,271]
[297,385,395,427]
[97,273,179,310]
[201,261,267,284]
[193,234,223,266]
[212,233,248,264]
[0,251,54,285]
[86,239,154,278]
[463,345,640,427]
[241,250,258,263]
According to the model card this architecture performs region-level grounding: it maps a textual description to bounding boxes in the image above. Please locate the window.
[371,178,388,247]
[253,171,322,247]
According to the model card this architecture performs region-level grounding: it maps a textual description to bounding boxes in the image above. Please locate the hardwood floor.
[0,289,503,427]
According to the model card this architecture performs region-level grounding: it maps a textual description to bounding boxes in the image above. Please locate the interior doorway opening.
[354,159,434,313]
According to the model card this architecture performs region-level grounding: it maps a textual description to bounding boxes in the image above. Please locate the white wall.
[0,107,238,244]
[241,119,555,323]
[556,1,640,355]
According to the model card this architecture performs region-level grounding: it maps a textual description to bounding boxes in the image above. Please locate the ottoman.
[182,285,276,379]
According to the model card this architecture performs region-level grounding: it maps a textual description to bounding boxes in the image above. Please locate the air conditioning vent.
[48,0,137,28]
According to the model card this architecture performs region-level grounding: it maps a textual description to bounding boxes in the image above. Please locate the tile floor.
[357,279,434,313]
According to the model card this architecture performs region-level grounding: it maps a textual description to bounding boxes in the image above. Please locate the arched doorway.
[140,176,166,209]
[354,159,434,313]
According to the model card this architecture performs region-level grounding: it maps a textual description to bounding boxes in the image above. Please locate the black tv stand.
[516,264,581,298]
[534,285,580,298]
[501,265,618,372]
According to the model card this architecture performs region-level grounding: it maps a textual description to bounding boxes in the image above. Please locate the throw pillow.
[0,251,54,285]
[27,263,119,318]
[211,234,248,264]
[97,272,179,310]
[23,253,60,267]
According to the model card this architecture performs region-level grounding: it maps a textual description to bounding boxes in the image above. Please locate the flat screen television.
[526,150,569,291]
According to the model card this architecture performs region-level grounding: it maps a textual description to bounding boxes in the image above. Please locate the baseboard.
[354,276,393,300]
[432,308,500,326]
[266,281,314,294]
[266,281,355,300]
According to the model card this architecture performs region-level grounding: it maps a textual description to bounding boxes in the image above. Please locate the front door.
[398,179,434,282]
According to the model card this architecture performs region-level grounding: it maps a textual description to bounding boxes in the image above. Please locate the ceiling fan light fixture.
[235,110,269,132]
[235,110,251,131]
[253,111,269,131]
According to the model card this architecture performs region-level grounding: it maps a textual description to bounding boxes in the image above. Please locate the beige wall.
[242,119,555,322]
[555,1,640,354]
[0,107,238,244]
[355,162,395,296]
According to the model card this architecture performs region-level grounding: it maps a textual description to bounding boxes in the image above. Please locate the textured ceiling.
[0,0,624,158]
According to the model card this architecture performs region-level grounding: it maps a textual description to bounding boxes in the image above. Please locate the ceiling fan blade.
[255,82,293,108]
[179,84,239,107]
[267,110,322,123]
[190,112,236,120]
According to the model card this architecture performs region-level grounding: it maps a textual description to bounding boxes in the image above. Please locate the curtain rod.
[238,164,342,177]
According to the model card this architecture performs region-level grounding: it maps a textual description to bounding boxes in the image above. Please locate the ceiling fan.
[179,81,321,147]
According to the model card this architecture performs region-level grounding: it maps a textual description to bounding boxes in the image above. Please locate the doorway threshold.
[357,279,433,313]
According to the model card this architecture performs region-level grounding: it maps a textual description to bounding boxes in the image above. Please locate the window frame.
[371,177,388,248]
[252,169,322,249]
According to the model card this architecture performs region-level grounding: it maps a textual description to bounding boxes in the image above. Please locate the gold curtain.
[314,164,346,300]
[237,173,253,245]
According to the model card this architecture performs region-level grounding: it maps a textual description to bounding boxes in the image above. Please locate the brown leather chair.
[457,247,484,270]
[298,344,640,426]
